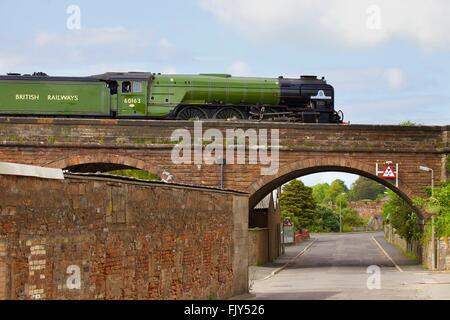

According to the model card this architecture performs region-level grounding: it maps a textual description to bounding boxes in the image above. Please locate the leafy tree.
[341,207,366,231]
[383,190,421,241]
[281,177,383,233]
[313,205,340,232]
[399,121,418,126]
[348,177,386,201]
[280,180,317,231]
[430,181,450,237]
[324,179,348,205]
[312,183,330,204]
[415,181,450,240]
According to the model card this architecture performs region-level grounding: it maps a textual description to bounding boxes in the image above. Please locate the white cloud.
[192,55,224,62]
[227,60,250,76]
[162,66,177,74]
[384,68,404,90]
[312,67,406,94]
[34,27,148,49]
[0,53,24,72]
[157,38,175,50]
[1,28,172,76]
[342,95,450,125]
[199,0,450,51]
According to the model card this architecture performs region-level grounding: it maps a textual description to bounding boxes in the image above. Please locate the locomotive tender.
[0,72,343,123]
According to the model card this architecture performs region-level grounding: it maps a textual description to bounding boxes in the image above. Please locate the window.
[121,81,142,93]
[122,81,131,93]
[108,81,118,95]
[133,81,142,93]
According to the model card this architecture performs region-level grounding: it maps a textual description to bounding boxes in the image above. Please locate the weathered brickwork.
[0,118,448,215]
[0,241,7,299]
[0,174,248,300]
[349,200,385,219]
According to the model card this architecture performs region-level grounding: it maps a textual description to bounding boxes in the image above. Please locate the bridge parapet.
[0,117,447,153]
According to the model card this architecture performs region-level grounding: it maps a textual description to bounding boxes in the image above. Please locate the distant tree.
[348,177,386,201]
[324,179,349,204]
[280,180,317,231]
[312,183,330,204]
[314,205,340,232]
[341,207,366,231]
[399,121,419,126]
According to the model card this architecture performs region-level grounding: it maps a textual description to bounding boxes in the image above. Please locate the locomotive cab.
[91,72,152,118]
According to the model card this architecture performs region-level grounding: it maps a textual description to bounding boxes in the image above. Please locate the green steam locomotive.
[0,71,343,123]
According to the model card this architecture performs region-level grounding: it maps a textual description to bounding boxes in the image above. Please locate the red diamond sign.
[382,164,396,179]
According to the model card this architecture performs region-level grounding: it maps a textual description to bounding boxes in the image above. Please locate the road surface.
[251,232,450,299]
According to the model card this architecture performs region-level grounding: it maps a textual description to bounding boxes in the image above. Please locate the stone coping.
[64,172,248,196]
[0,116,447,131]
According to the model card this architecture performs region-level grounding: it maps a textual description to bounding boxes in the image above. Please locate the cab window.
[122,81,131,93]
[133,81,142,93]
[108,81,118,95]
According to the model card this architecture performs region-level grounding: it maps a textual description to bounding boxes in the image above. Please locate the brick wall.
[349,200,385,219]
[248,229,269,266]
[0,241,6,299]
[0,174,248,300]
[422,237,450,271]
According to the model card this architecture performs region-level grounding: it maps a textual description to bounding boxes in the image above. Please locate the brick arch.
[248,156,425,219]
[45,154,162,177]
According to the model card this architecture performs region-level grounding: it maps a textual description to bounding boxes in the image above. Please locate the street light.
[419,165,436,270]
[338,192,346,233]
[419,166,434,197]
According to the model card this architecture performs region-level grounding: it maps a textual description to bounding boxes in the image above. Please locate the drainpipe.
[218,158,226,189]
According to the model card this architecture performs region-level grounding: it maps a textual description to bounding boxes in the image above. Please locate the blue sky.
[1,0,449,187]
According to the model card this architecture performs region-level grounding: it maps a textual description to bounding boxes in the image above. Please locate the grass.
[390,240,418,261]
[106,169,161,181]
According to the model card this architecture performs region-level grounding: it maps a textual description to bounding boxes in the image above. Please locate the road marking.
[261,240,316,281]
[371,236,403,272]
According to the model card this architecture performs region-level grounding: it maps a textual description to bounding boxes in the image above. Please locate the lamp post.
[419,166,434,197]
[338,192,346,233]
[419,165,436,270]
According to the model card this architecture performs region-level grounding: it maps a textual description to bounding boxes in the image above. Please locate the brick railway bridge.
[0,117,448,217]
[0,117,448,299]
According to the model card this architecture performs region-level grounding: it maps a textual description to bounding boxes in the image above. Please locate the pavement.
[249,239,314,283]
[250,232,450,300]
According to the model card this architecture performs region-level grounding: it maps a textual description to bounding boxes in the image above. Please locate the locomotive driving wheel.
[213,107,244,120]
[176,107,208,120]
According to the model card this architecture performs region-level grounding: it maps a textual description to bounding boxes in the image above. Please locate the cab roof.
[90,72,153,81]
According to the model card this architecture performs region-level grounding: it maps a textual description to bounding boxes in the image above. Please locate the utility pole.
[419,165,436,270]
[431,214,435,270]
[339,192,345,233]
